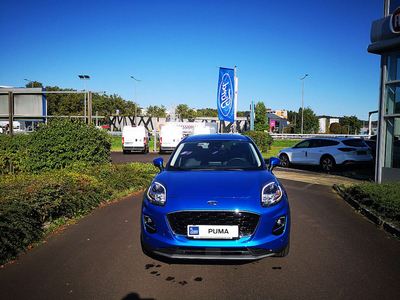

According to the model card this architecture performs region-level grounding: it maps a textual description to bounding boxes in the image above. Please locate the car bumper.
[160,146,177,150]
[141,197,290,260]
[338,156,374,166]
[123,146,146,151]
[141,237,288,260]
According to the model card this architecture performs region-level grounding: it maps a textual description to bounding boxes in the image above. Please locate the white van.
[122,126,149,154]
[193,125,217,135]
[159,126,183,153]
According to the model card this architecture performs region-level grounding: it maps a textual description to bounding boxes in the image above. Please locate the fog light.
[272,216,286,235]
[144,214,156,234]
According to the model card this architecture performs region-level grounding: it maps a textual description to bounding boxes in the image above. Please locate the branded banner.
[217,68,235,123]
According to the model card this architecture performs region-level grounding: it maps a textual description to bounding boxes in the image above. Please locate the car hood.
[155,170,276,199]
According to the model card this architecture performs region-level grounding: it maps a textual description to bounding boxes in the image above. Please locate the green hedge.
[243,130,274,153]
[0,118,112,174]
[340,181,400,226]
[0,162,158,265]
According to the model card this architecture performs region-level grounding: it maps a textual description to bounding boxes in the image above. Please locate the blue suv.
[141,134,290,260]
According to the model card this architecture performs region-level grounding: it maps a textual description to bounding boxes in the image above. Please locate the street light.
[131,76,141,126]
[300,74,308,134]
[78,75,90,120]
[24,78,34,87]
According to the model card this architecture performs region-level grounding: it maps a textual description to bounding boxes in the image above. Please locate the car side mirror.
[153,157,164,172]
[265,157,280,172]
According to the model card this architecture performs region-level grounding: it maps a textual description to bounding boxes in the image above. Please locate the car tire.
[275,240,290,258]
[320,155,336,171]
[279,154,290,167]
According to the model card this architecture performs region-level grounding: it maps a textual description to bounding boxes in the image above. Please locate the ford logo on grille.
[207,201,218,206]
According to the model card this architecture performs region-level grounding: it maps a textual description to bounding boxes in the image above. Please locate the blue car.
[141,134,290,260]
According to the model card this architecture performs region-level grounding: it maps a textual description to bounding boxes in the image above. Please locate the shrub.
[0,118,113,174]
[243,130,274,153]
[340,181,400,226]
[0,162,158,265]
[0,134,31,174]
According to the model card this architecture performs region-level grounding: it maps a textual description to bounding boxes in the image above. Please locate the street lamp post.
[131,76,141,126]
[24,78,34,87]
[300,74,308,134]
[78,75,90,121]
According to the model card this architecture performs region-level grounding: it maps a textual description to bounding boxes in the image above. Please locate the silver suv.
[278,137,373,171]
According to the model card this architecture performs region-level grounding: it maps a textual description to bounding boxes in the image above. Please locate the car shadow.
[277,163,375,181]
[143,251,263,266]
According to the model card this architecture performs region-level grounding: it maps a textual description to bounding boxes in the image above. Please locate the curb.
[333,184,400,238]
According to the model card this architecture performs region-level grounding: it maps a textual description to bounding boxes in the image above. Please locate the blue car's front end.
[141,134,290,260]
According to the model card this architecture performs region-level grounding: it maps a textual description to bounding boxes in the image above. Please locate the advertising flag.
[217,68,235,123]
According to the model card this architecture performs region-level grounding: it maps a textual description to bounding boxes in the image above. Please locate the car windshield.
[168,140,263,171]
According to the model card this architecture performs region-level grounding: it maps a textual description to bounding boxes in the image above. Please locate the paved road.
[1,153,399,299]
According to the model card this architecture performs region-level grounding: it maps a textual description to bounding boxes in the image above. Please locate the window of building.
[384,50,400,168]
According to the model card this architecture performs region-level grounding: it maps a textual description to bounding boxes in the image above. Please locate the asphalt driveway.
[0,152,399,299]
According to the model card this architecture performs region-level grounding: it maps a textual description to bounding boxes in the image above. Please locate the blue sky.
[0,0,383,120]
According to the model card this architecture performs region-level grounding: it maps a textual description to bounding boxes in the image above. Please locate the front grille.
[166,210,260,237]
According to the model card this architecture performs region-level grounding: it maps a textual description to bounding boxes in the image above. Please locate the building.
[266,109,287,119]
[318,117,340,133]
[266,113,290,133]
[368,0,400,182]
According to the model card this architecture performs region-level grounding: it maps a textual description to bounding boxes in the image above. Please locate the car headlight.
[261,181,283,207]
[147,181,167,206]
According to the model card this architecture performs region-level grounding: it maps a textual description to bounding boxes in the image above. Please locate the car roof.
[184,133,249,142]
[303,137,362,141]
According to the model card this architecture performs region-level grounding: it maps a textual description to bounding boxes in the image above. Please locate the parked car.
[122,126,149,154]
[159,126,183,153]
[278,137,373,171]
[141,134,290,260]
[363,139,376,159]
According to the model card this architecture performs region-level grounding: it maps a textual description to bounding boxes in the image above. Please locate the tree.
[176,104,196,119]
[25,81,43,88]
[92,94,141,121]
[254,101,269,131]
[236,111,247,117]
[46,86,83,116]
[146,105,167,117]
[286,110,298,126]
[295,107,319,134]
[341,115,361,135]
[329,123,343,134]
[196,108,218,118]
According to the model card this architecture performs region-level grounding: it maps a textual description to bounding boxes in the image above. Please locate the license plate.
[187,225,239,239]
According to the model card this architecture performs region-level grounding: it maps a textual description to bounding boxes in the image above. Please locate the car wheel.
[279,154,290,167]
[275,240,290,258]
[320,155,335,171]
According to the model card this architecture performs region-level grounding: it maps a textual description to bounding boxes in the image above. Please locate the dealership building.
[368,0,400,182]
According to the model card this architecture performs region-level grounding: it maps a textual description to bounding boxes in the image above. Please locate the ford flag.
[217,67,235,123]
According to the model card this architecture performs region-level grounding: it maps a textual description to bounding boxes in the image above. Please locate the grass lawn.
[263,139,300,158]
[112,136,157,152]
[111,136,122,151]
